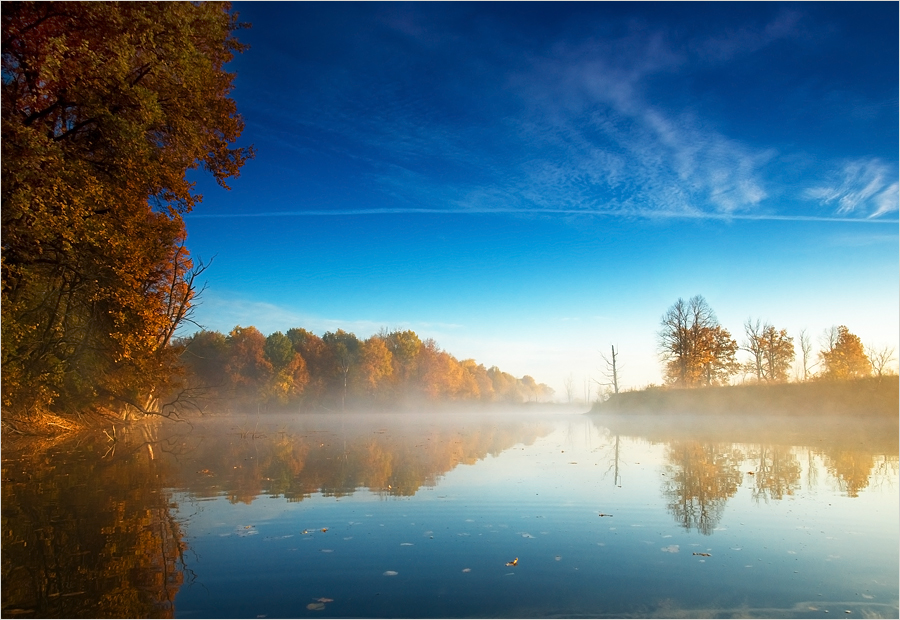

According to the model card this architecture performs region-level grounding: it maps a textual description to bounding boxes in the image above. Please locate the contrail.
[185,207,899,224]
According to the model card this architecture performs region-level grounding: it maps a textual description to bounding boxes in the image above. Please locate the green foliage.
[1,2,252,420]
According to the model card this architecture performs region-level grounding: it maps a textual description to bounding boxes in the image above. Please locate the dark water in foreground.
[2,410,898,618]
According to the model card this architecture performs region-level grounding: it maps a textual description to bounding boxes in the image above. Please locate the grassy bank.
[590,376,898,417]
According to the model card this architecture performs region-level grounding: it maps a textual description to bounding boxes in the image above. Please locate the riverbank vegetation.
[591,294,897,417]
[2,3,253,432]
[591,376,898,417]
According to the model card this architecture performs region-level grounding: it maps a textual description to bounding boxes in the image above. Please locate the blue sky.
[184,2,899,395]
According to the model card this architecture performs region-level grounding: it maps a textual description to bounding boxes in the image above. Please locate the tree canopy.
[177,327,554,412]
[658,295,738,388]
[820,326,870,380]
[2,2,253,422]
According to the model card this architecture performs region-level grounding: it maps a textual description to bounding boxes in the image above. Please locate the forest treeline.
[177,327,554,413]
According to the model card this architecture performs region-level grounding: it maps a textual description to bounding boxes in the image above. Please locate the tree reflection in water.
[2,423,186,618]
[175,415,551,503]
[749,444,801,502]
[662,442,744,535]
[1,413,551,618]
[594,412,899,534]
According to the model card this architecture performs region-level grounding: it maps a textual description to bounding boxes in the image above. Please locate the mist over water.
[3,408,897,618]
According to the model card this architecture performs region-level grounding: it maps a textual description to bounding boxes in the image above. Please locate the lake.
[2,409,897,618]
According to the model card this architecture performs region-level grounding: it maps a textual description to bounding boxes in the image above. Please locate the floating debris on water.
[462,568,471,573]
[599,513,613,517]
[315,598,333,603]
[306,603,325,611]
[661,545,680,553]
[383,571,398,576]
[235,525,258,537]
[693,552,711,557]
[506,557,518,566]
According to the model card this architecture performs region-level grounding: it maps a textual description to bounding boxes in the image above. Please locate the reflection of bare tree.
[749,445,801,502]
[870,455,899,492]
[662,442,744,535]
[805,449,819,491]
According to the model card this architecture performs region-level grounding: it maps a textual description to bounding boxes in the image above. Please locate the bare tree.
[563,373,576,403]
[599,345,621,394]
[866,344,897,377]
[797,329,813,381]
[743,319,794,383]
[744,319,765,382]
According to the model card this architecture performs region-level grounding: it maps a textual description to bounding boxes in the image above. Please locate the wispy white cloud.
[693,10,803,62]
[805,159,899,217]
[235,7,893,226]
[186,208,897,224]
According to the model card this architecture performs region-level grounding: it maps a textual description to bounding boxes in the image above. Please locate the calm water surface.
[3,410,897,618]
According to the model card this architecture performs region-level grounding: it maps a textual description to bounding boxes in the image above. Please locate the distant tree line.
[657,295,892,388]
[176,327,554,412]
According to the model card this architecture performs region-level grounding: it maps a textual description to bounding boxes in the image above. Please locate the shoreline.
[589,376,898,417]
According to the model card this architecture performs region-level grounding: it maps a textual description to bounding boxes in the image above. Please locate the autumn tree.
[1,2,252,422]
[487,366,522,402]
[819,326,870,380]
[382,329,423,394]
[658,296,738,387]
[743,319,795,383]
[225,326,273,403]
[322,330,360,409]
[179,330,230,398]
[461,359,495,402]
[263,331,308,405]
[286,328,332,403]
[354,336,393,399]
[698,325,740,386]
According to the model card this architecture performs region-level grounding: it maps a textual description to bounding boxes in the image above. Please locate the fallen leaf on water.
[320,528,328,533]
